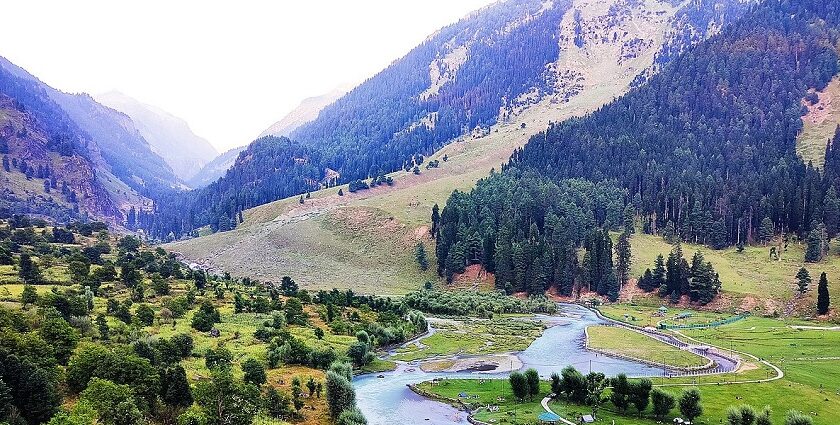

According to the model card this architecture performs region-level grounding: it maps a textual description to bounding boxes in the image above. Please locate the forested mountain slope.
[146,0,750,240]
[0,56,175,223]
[0,94,119,220]
[96,91,218,183]
[436,0,840,298]
[186,145,247,189]
[166,0,752,294]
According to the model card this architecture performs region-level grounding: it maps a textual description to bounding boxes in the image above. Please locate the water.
[354,304,663,424]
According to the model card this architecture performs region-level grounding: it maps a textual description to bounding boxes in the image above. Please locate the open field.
[598,304,737,328]
[586,325,708,369]
[391,317,545,362]
[627,232,840,317]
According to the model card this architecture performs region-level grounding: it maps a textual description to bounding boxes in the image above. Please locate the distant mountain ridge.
[96,91,218,183]
[0,55,176,223]
[259,86,350,138]
[186,145,246,188]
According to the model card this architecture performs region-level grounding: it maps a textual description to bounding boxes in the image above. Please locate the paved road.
[541,396,576,425]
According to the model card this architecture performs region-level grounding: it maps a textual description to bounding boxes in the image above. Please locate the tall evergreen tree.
[817,272,830,315]
[758,217,775,245]
[805,223,828,263]
[824,186,840,239]
[615,231,632,287]
[651,254,666,290]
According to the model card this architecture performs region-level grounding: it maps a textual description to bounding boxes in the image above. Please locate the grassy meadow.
[586,325,708,369]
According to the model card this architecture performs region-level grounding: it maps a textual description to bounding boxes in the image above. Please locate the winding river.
[353,304,668,424]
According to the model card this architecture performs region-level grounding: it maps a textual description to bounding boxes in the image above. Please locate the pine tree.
[805,223,828,263]
[431,204,440,237]
[637,269,654,292]
[824,186,840,239]
[817,272,830,315]
[651,254,666,290]
[415,243,429,271]
[663,246,686,300]
[20,284,37,308]
[795,267,811,295]
[758,217,775,245]
[709,218,728,249]
[615,231,632,286]
[623,205,635,233]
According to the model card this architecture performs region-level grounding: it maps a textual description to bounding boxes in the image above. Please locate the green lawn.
[598,304,736,328]
[391,317,544,361]
[586,325,709,369]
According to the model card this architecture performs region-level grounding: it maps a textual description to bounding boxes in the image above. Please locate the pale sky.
[0,0,494,152]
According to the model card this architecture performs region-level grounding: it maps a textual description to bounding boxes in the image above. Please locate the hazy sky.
[0,0,494,152]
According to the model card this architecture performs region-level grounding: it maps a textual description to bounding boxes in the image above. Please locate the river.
[353,304,665,424]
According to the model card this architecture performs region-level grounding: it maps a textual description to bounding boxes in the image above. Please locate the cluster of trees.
[434,169,627,296]
[637,246,721,305]
[794,267,831,315]
[548,366,701,422]
[0,214,376,425]
[726,404,815,425]
[403,289,557,317]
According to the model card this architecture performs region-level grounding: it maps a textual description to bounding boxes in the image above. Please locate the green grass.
[167,207,437,296]
[0,283,60,301]
[391,317,545,361]
[628,232,840,315]
[586,325,709,369]
[0,265,19,284]
[598,304,735,328]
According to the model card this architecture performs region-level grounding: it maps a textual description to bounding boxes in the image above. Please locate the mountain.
[0,57,178,197]
[259,86,351,138]
[435,0,840,297]
[0,56,174,223]
[96,91,218,183]
[186,145,246,188]
[144,0,751,239]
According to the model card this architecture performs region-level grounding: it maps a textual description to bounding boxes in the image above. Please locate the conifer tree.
[616,230,632,286]
[651,254,666,290]
[795,267,811,295]
[415,243,429,271]
[817,272,830,315]
[824,186,840,239]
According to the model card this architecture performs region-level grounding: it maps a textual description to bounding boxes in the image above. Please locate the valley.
[3,0,840,425]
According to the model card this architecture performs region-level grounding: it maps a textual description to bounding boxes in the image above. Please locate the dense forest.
[435,0,840,300]
[133,136,323,238]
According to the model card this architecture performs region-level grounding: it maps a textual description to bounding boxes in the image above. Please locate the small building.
[581,414,595,423]
[538,412,561,424]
